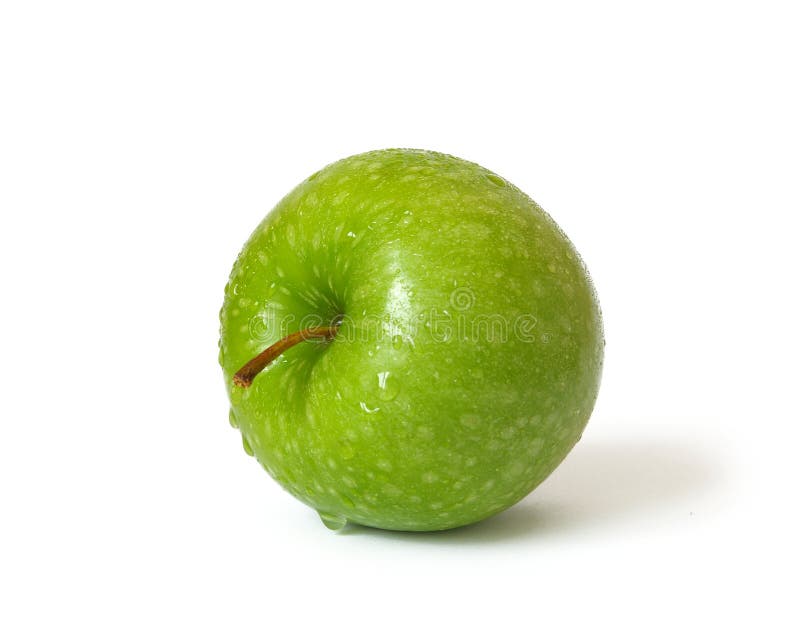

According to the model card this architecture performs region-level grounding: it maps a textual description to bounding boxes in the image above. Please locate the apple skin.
[219,149,603,531]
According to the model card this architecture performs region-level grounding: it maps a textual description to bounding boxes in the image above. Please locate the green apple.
[219,149,603,531]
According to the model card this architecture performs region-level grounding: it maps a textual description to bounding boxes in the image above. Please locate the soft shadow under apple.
[339,435,722,544]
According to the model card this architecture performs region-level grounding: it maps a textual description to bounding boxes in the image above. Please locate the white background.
[1,2,798,626]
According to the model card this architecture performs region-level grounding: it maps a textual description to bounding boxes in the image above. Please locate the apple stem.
[232,325,340,388]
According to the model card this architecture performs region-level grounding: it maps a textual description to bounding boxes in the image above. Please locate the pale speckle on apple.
[460,414,480,428]
[383,484,402,498]
[376,459,393,472]
[421,472,438,484]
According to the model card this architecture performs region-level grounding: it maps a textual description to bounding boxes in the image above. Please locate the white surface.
[1,2,798,626]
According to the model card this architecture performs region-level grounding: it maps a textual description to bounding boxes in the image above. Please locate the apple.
[219,149,603,531]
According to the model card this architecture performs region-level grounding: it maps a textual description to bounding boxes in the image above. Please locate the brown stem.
[232,325,339,388]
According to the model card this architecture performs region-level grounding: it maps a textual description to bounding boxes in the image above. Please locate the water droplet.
[486,173,506,187]
[318,511,347,531]
[391,334,404,349]
[340,494,355,508]
[359,401,380,414]
[241,434,254,456]
[228,409,239,429]
[376,371,400,401]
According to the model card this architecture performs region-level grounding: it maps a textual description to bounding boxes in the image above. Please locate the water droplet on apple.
[228,409,239,429]
[241,434,254,456]
[391,334,403,349]
[376,371,399,401]
[318,511,347,531]
[485,173,506,187]
[359,401,380,414]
